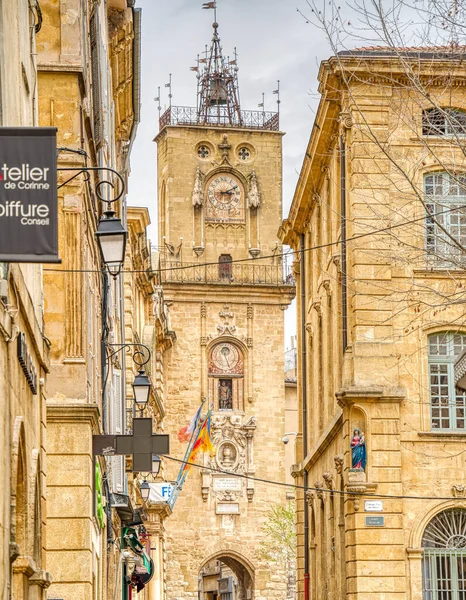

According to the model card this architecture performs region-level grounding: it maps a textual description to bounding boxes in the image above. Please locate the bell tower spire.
[197,5,242,126]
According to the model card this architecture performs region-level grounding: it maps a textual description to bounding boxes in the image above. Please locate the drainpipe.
[300,233,309,600]
[340,135,348,353]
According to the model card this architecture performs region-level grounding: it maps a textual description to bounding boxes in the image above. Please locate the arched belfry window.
[422,508,466,598]
[208,342,244,411]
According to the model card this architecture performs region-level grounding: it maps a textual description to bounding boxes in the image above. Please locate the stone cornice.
[46,402,101,432]
[336,386,405,407]
[160,283,296,305]
[302,409,344,472]
[30,569,53,589]
[283,92,340,241]
[12,555,36,577]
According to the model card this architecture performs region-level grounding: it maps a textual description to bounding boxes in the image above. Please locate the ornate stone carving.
[323,472,334,490]
[452,484,466,498]
[305,490,315,505]
[312,301,322,317]
[211,414,256,475]
[314,481,324,501]
[192,167,204,207]
[247,304,253,320]
[209,414,257,502]
[218,134,232,164]
[201,303,207,318]
[334,454,344,474]
[247,170,261,209]
[346,469,367,511]
[339,111,353,129]
[215,308,237,336]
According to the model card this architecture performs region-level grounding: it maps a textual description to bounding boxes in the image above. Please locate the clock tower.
[155,15,295,600]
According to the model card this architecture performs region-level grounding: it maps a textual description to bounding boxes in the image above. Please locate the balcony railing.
[159,106,280,131]
[159,260,295,287]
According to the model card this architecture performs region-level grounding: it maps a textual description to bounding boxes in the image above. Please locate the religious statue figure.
[219,379,232,410]
[192,167,204,207]
[351,428,366,470]
[247,170,261,209]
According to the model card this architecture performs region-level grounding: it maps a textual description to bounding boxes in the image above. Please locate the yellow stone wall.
[0,1,50,596]
[157,121,295,599]
[156,126,284,264]
[281,54,466,600]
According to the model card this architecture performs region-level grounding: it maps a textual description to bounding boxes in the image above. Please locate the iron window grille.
[422,509,466,599]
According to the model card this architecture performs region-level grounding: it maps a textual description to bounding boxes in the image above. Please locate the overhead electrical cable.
[164,455,466,502]
[43,202,465,274]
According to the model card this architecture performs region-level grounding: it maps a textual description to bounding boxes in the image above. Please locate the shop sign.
[17,333,37,394]
[0,127,59,262]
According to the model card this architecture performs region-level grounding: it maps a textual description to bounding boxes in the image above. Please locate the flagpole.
[169,397,206,509]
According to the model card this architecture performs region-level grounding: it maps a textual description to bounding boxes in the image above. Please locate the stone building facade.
[36,1,143,599]
[0,1,52,598]
[280,48,466,599]
[155,20,295,600]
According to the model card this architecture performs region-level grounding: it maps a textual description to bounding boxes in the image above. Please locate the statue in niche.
[192,167,204,207]
[351,428,367,470]
[219,379,233,410]
[247,170,261,209]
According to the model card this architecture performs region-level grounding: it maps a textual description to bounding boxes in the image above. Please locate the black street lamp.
[95,208,128,277]
[132,368,152,408]
[106,343,152,410]
[152,455,161,477]
[140,480,150,502]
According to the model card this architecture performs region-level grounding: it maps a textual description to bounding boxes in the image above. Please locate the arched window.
[424,172,466,266]
[422,508,466,598]
[422,108,466,136]
[428,332,466,430]
[208,341,244,411]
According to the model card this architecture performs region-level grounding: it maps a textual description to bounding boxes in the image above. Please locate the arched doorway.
[199,553,254,600]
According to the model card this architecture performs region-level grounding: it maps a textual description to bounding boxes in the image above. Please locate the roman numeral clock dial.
[206,175,243,220]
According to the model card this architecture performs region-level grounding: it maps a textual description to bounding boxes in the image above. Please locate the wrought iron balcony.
[159,260,294,287]
[159,105,280,131]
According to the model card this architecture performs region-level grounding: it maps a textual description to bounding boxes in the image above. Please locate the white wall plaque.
[216,502,240,515]
[364,500,383,512]
[213,478,242,491]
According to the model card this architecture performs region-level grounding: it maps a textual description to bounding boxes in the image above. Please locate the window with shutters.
[422,108,466,137]
[88,281,96,402]
[89,12,102,147]
[428,332,466,430]
[110,369,125,493]
[425,172,466,267]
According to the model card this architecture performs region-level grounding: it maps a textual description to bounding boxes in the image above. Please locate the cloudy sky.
[127,0,331,340]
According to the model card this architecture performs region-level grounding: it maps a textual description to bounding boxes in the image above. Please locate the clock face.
[206,175,243,221]
[210,343,243,375]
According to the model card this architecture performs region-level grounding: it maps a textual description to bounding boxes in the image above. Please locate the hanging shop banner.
[0,127,59,262]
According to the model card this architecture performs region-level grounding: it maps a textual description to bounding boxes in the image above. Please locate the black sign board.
[0,127,59,262]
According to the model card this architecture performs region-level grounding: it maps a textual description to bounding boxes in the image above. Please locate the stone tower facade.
[155,20,295,600]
